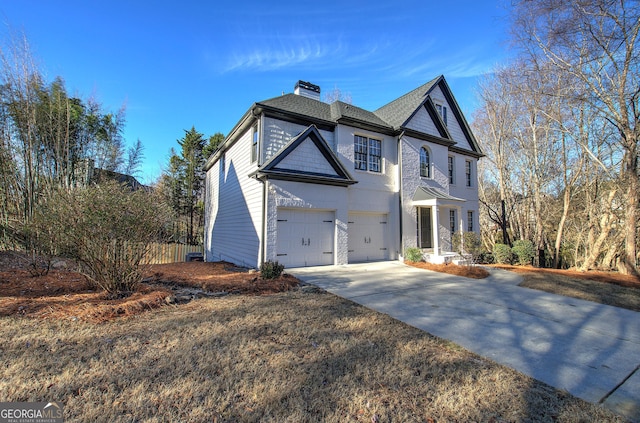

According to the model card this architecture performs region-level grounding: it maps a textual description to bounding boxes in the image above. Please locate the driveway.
[289,261,640,421]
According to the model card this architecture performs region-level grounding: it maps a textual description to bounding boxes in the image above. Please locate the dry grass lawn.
[491,265,640,312]
[0,291,624,422]
[0,253,629,421]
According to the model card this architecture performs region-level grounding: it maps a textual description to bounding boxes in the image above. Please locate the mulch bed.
[0,252,298,323]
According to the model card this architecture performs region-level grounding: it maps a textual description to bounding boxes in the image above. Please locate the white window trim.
[448,156,455,185]
[420,146,432,179]
[354,134,383,174]
[465,160,473,187]
[251,125,259,164]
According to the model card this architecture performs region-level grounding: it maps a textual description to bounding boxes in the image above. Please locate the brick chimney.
[294,80,321,101]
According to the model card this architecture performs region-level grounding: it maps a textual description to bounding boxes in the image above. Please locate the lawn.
[0,253,629,422]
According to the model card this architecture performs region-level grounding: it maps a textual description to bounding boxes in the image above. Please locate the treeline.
[0,32,143,242]
[158,127,223,246]
[474,0,639,274]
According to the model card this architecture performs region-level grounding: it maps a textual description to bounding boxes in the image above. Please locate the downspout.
[397,131,405,259]
[260,179,267,266]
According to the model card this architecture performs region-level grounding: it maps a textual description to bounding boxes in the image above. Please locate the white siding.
[263,117,334,162]
[430,86,472,151]
[405,106,440,137]
[277,138,338,175]
[206,128,264,268]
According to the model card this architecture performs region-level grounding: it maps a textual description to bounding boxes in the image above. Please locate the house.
[203,76,483,268]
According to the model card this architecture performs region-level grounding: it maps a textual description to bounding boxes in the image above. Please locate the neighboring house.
[204,76,483,268]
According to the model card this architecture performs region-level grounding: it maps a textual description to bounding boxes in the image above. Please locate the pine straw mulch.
[489,264,640,288]
[406,261,490,279]
[0,252,298,323]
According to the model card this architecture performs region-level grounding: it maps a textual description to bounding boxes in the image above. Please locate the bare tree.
[512,0,640,274]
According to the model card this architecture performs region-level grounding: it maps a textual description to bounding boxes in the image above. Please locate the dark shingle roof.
[330,101,391,129]
[373,76,442,129]
[258,94,333,123]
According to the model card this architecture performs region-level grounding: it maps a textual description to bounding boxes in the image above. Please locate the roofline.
[449,145,485,159]
[438,77,483,155]
[203,105,257,171]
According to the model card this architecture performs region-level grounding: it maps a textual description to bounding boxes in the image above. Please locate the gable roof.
[373,76,441,129]
[206,75,483,171]
[250,125,357,187]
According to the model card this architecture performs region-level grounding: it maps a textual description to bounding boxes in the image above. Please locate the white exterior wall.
[449,155,480,236]
[335,124,399,259]
[265,180,350,265]
[430,86,472,151]
[205,128,264,268]
[405,106,440,137]
[262,117,335,161]
[401,136,441,250]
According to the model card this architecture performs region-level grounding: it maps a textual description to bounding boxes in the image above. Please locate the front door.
[419,208,432,248]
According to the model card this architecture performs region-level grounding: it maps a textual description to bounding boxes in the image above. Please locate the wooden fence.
[143,243,204,264]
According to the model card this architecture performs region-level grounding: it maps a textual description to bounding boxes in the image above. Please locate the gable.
[276,137,339,176]
[251,125,357,187]
[428,85,473,151]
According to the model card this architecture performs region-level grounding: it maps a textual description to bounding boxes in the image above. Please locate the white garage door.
[276,209,335,268]
[348,213,389,263]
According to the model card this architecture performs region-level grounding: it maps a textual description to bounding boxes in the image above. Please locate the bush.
[476,251,495,264]
[260,260,285,279]
[404,247,423,262]
[452,231,483,261]
[512,239,535,266]
[33,182,170,295]
[493,243,513,264]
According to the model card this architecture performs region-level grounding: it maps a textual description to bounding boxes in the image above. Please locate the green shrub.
[452,231,483,261]
[404,247,423,262]
[477,251,495,264]
[493,243,513,264]
[512,239,535,266]
[260,260,285,279]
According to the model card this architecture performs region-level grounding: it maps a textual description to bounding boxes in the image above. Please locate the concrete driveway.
[289,261,640,421]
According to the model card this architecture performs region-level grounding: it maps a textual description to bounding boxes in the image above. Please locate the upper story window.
[448,156,455,184]
[251,125,259,163]
[354,135,382,173]
[436,104,448,126]
[420,147,431,178]
[465,160,472,187]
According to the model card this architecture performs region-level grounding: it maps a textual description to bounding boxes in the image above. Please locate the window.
[467,211,474,232]
[448,156,455,184]
[354,135,382,173]
[220,153,225,178]
[465,160,472,187]
[449,209,456,236]
[368,138,381,172]
[251,125,259,163]
[420,147,430,178]
[436,104,448,125]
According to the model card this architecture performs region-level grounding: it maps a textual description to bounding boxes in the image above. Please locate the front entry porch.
[413,186,467,265]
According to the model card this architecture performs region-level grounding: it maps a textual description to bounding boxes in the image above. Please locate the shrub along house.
[204,76,483,268]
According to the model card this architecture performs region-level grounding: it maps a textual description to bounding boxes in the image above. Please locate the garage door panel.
[348,213,389,263]
[277,209,334,267]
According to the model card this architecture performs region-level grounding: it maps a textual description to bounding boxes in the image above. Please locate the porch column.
[432,205,439,255]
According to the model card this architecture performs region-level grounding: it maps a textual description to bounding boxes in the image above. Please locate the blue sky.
[1,0,511,183]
